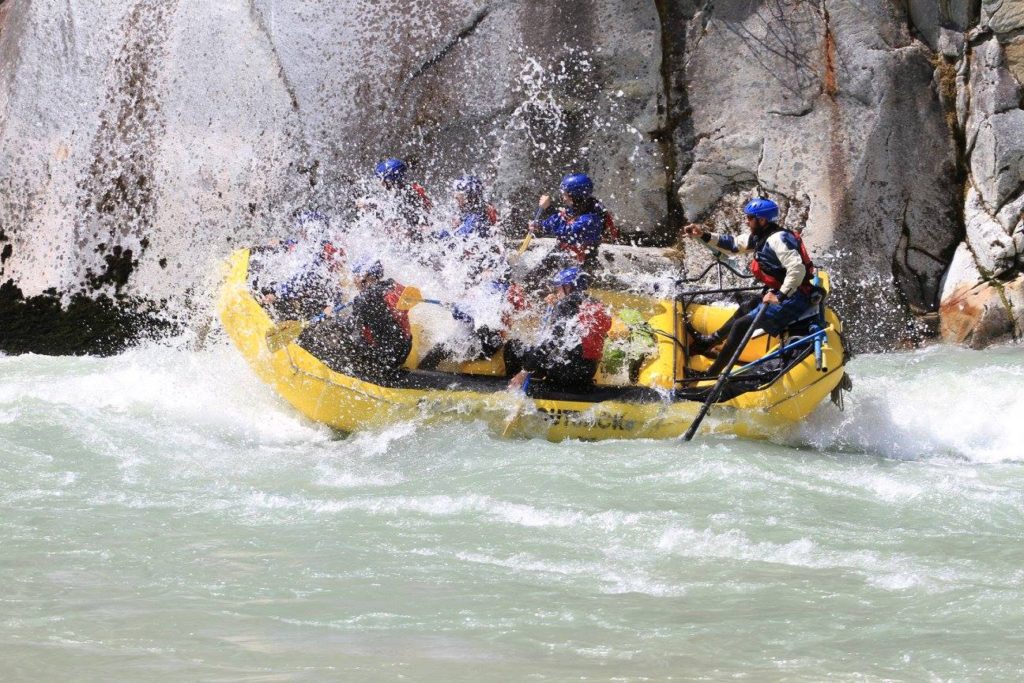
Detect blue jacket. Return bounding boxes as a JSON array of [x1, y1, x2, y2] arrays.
[[437, 210, 491, 241], [538, 208, 603, 246]]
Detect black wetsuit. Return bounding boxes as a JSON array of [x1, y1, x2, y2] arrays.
[[300, 279, 412, 381], [508, 291, 609, 392]]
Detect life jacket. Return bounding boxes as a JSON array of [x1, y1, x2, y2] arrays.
[[552, 211, 603, 264], [485, 203, 498, 225], [411, 183, 432, 211], [749, 226, 816, 295], [506, 282, 526, 311], [552, 198, 616, 262], [320, 241, 345, 271], [382, 283, 412, 337], [360, 281, 411, 346], [578, 298, 612, 361], [603, 211, 619, 241]]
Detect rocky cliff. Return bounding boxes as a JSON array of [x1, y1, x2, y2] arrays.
[[0, 0, 1021, 353]]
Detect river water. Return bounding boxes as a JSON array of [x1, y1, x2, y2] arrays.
[[1, 342, 1022, 681]]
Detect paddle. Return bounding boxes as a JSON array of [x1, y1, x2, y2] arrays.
[[514, 205, 546, 257], [501, 304, 553, 437], [393, 286, 447, 311], [266, 285, 430, 352], [265, 301, 350, 352], [682, 304, 769, 441], [501, 375, 531, 437]]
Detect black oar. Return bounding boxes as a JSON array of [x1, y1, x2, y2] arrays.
[[682, 304, 769, 441]]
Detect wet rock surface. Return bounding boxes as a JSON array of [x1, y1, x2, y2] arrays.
[[0, 280, 175, 356], [1, 0, 1023, 352]]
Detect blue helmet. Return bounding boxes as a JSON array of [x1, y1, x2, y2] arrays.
[[293, 209, 328, 232], [743, 198, 779, 221], [453, 174, 483, 199], [559, 173, 594, 200], [351, 257, 384, 279], [375, 158, 407, 183], [551, 266, 586, 289]]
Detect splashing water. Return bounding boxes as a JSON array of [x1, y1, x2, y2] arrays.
[[1, 341, 1023, 680]]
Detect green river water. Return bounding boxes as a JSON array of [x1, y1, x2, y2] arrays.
[[1, 343, 1022, 681]]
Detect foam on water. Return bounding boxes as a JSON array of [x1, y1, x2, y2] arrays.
[[1, 342, 1023, 680], [791, 343, 1024, 463]]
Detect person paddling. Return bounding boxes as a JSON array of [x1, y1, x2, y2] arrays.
[[680, 197, 817, 377], [358, 158, 433, 243], [507, 267, 611, 393], [436, 175, 498, 241], [301, 258, 413, 381], [528, 173, 617, 272], [258, 210, 344, 319]]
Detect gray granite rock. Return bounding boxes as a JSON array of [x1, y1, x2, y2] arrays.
[[982, 0, 1024, 33], [6, 0, 1024, 353], [677, 0, 960, 349], [939, 242, 984, 304], [908, 0, 975, 53], [964, 187, 1017, 276]]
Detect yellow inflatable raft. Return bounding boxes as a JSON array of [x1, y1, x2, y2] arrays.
[[218, 249, 848, 441]]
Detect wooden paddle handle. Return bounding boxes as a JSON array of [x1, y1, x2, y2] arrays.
[[516, 205, 546, 255]]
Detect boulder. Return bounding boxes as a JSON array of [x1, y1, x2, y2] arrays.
[[982, 0, 1024, 34], [964, 186, 1018, 275], [940, 279, 1016, 347], [939, 242, 984, 304], [1003, 273, 1024, 336], [1004, 37, 1024, 84], [966, 39, 1024, 214]]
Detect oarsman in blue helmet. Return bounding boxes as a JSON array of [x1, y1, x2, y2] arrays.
[[681, 197, 818, 377], [528, 172, 618, 270], [358, 158, 433, 241], [507, 266, 612, 392]]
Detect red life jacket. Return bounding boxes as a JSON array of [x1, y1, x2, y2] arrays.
[[321, 241, 345, 271], [412, 183, 432, 211], [383, 283, 412, 337], [560, 243, 591, 264], [579, 299, 612, 361], [603, 212, 619, 241], [485, 204, 498, 225]]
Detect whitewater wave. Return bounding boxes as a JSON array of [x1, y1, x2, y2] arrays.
[[2, 341, 1022, 466], [788, 343, 1024, 463]]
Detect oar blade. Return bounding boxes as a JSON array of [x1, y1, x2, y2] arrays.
[[516, 232, 534, 256], [265, 320, 306, 352], [394, 286, 424, 311]]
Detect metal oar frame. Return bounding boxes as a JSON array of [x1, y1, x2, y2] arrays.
[[673, 249, 760, 388]]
